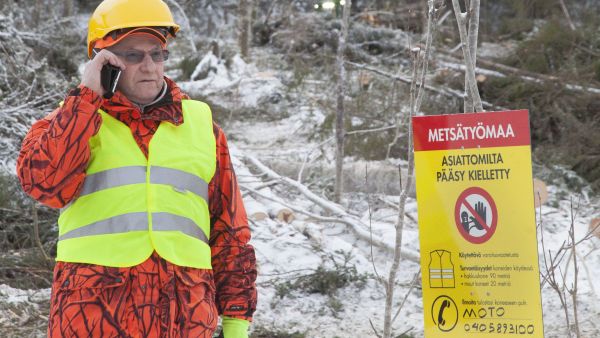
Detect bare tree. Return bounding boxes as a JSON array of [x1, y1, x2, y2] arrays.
[[539, 197, 592, 338], [165, 0, 198, 54], [558, 0, 576, 31], [381, 1, 440, 337], [334, 0, 351, 203], [62, 0, 74, 17], [238, 0, 253, 60], [32, 203, 51, 265], [568, 201, 581, 338], [451, 0, 483, 113], [32, 0, 42, 25]]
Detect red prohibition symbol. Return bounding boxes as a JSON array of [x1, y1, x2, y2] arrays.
[[454, 187, 498, 244]]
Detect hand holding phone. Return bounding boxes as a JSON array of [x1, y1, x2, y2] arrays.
[[100, 64, 122, 99], [80, 49, 126, 99]]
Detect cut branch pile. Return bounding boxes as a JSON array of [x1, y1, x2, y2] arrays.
[[232, 150, 420, 263], [0, 3, 78, 174]]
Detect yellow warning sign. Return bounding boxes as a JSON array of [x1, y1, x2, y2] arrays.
[[412, 110, 543, 337]]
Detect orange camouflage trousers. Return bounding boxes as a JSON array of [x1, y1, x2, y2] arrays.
[[48, 252, 218, 337]]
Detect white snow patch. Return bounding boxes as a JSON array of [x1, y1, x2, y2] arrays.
[[180, 53, 284, 108], [0, 284, 50, 305]]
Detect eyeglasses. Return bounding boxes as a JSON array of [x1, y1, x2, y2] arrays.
[[112, 49, 170, 64]]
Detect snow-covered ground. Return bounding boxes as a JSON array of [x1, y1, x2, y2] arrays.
[[180, 49, 600, 337], [229, 111, 600, 337], [1, 47, 599, 338]]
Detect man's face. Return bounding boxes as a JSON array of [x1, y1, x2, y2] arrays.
[[109, 35, 165, 105]]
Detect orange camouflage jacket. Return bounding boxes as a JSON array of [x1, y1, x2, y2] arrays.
[[16, 78, 257, 326]]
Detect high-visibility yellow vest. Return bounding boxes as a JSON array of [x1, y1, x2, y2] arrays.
[[57, 100, 216, 268]]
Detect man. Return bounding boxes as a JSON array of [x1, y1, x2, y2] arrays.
[[16, 0, 257, 337]]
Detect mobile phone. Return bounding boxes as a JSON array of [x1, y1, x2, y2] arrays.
[[100, 64, 122, 99]]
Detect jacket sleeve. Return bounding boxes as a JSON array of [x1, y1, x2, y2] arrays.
[[209, 123, 257, 321], [16, 86, 103, 208]]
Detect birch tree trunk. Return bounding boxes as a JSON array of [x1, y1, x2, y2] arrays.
[[32, 0, 42, 26], [62, 0, 74, 17], [382, 1, 438, 337], [452, 0, 483, 113], [463, 0, 479, 113], [382, 53, 418, 338], [165, 0, 197, 54], [334, 0, 351, 203], [558, 0, 576, 31], [238, 0, 253, 61]]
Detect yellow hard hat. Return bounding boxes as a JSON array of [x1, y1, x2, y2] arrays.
[[87, 0, 180, 58]]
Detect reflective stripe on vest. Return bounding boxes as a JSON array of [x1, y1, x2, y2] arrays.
[[58, 212, 209, 244], [57, 99, 216, 268], [59, 212, 148, 241], [78, 165, 209, 201], [152, 212, 209, 244], [78, 166, 146, 197]]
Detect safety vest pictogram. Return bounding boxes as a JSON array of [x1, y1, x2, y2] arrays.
[[429, 250, 455, 288]]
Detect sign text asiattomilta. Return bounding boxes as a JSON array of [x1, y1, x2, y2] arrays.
[[413, 110, 543, 337]]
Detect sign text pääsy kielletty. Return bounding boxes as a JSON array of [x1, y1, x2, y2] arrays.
[[412, 110, 543, 337]]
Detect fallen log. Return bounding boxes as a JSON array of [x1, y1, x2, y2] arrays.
[[345, 60, 506, 110], [237, 151, 420, 263], [437, 52, 600, 95]]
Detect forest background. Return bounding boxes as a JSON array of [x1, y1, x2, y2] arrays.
[[0, 0, 599, 337]]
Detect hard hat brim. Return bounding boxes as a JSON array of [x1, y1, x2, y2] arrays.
[[90, 26, 175, 58]]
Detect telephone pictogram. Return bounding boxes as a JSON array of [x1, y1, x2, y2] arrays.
[[437, 299, 450, 326], [431, 295, 458, 332]]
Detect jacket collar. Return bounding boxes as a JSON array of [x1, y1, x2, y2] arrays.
[[101, 77, 187, 126]]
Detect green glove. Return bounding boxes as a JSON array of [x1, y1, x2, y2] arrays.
[[222, 316, 249, 338]]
